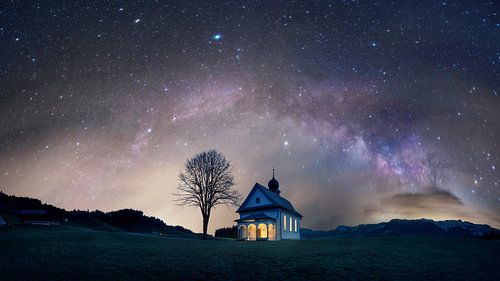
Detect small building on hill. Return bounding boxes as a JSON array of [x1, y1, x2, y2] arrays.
[[235, 171, 302, 241], [18, 210, 54, 225]]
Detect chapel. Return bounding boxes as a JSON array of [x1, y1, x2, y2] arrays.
[[236, 170, 302, 240]]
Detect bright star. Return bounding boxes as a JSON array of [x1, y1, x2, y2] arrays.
[[212, 33, 222, 41]]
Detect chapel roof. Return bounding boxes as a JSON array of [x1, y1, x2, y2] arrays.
[[236, 183, 302, 217]]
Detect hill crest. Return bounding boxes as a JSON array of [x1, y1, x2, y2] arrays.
[[0, 191, 195, 237]]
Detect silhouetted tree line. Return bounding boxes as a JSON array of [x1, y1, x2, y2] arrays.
[[0, 191, 66, 220], [78, 209, 194, 234], [0, 191, 194, 236], [214, 226, 238, 238]]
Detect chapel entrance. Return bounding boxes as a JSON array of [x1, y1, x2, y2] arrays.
[[239, 225, 247, 240], [257, 223, 267, 239], [268, 223, 276, 240], [247, 224, 256, 240]]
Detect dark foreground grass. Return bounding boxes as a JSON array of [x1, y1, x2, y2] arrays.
[[1, 225, 499, 281]]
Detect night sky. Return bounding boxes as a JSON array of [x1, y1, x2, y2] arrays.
[[0, 1, 499, 233]]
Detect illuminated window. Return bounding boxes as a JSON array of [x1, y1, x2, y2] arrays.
[[289, 216, 292, 232], [257, 223, 267, 239], [256, 197, 260, 204], [248, 224, 256, 240], [283, 214, 287, 231], [295, 219, 297, 232], [268, 223, 275, 240]]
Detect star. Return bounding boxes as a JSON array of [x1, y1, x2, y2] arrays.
[[212, 33, 222, 41]]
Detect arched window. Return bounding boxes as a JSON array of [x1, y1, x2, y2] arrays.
[[239, 225, 247, 239], [247, 224, 256, 240], [257, 223, 267, 239], [268, 223, 275, 240], [289, 216, 292, 232], [295, 219, 297, 232], [256, 197, 260, 204]]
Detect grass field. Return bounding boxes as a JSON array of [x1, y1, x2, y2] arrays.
[[1, 225, 499, 281]]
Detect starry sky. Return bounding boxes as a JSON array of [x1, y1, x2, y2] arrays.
[[0, 1, 499, 233]]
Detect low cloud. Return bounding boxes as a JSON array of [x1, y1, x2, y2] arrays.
[[365, 187, 468, 223], [383, 188, 464, 210], [363, 187, 500, 228]]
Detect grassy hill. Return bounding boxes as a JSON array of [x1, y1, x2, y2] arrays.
[[0, 191, 195, 237], [1, 225, 499, 281]]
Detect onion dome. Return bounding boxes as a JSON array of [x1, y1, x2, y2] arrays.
[[268, 169, 280, 195]]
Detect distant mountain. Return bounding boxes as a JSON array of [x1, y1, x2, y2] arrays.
[[302, 219, 500, 239], [0, 191, 195, 237]]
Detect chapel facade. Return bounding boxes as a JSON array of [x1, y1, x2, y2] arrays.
[[235, 171, 302, 241]]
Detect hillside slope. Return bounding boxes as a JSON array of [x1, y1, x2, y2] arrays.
[[0, 191, 195, 237]]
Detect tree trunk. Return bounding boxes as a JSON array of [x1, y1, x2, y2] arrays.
[[202, 215, 209, 239]]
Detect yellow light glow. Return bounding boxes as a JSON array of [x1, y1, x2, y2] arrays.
[[283, 214, 287, 231], [268, 223, 275, 240], [247, 224, 256, 240], [257, 223, 267, 239]]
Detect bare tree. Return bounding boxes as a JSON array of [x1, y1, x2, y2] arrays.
[[175, 149, 241, 239]]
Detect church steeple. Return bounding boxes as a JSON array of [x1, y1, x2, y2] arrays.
[[268, 168, 280, 195]]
